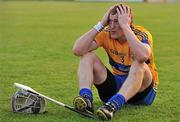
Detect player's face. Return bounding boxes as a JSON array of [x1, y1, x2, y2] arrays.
[[109, 13, 125, 40]]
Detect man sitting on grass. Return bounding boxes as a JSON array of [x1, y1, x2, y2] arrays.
[[72, 4, 159, 120]]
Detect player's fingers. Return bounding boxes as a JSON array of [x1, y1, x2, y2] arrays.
[[120, 4, 126, 14], [119, 4, 124, 14], [130, 7, 132, 14], [125, 6, 129, 14], [118, 5, 123, 14], [126, 6, 131, 22], [116, 7, 121, 15]]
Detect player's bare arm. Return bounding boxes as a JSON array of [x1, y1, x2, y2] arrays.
[[116, 5, 151, 63], [72, 29, 98, 56], [72, 6, 115, 56]]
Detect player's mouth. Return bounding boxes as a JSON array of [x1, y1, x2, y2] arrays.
[[110, 31, 116, 35]]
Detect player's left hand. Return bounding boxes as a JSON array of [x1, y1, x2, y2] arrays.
[[116, 4, 132, 28]]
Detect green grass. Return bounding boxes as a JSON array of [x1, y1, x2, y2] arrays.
[[0, 1, 180, 122]]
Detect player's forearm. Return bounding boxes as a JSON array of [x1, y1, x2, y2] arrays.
[[121, 25, 151, 63], [73, 28, 98, 56]]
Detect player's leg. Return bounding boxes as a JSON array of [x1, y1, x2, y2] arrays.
[[127, 62, 156, 105], [96, 60, 153, 120], [77, 52, 107, 89], [73, 52, 107, 113], [118, 60, 152, 101]]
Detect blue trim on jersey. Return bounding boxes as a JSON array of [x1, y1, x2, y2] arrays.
[[108, 56, 131, 73], [141, 39, 149, 45]]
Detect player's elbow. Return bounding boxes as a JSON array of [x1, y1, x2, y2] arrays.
[[136, 55, 149, 63], [72, 47, 83, 56], [136, 52, 150, 63], [136, 48, 151, 63]]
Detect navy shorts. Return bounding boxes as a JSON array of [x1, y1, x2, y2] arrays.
[[95, 68, 156, 105]]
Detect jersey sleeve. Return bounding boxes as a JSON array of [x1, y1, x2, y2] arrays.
[[136, 31, 153, 46], [95, 31, 107, 47]]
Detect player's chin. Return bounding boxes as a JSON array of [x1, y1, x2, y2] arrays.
[[110, 34, 119, 40]]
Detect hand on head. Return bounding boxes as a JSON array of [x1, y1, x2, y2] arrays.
[[100, 4, 132, 27], [116, 4, 132, 27], [100, 6, 115, 27]]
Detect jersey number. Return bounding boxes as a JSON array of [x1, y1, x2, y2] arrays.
[[120, 56, 125, 63]]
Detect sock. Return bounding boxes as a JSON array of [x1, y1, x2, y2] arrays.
[[108, 93, 126, 112], [79, 88, 93, 102]]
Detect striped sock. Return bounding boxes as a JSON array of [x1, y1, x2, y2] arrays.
[[79, 88, 93, 102], [108, 93, 126, 112]]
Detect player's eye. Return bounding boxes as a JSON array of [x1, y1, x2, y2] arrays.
[[109, 20, 112, 24]]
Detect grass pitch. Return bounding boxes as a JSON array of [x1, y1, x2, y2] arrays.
[[0, 1, 179, 122]]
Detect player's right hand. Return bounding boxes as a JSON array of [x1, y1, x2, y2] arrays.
[[116, 4, 131, 28], [100, 6, 115, 27]]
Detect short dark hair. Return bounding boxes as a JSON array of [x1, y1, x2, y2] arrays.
[[110, 5, 119, 15], [109, 5, 133, 24]]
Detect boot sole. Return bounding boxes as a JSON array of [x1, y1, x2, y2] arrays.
[[73, 97, 87, 111], [96, 109, 109, 121]]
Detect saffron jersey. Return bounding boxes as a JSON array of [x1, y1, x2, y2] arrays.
[[95, 24, 159, 88]]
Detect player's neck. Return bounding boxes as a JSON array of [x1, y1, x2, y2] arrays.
[[117, 36, 127, 44]]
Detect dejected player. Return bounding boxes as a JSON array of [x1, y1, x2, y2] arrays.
[[72, 4, 159, 121]]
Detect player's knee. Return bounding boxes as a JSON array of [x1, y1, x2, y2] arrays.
[[80, 52, 97, 63], [131, 60, 145, 67], [130, 60, 146, 75]]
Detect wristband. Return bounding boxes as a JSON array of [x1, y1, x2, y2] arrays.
[[93, 22, 104, 32]]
